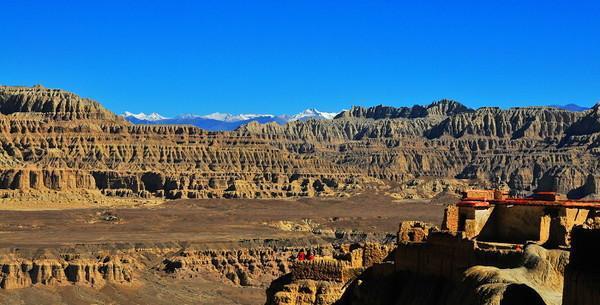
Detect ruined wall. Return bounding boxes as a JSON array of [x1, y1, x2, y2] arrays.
[[470, 205, 592, 247], [442, 204, 459, 233], [267, 243, 394, 305], [361, 243, 394, 267], [397, 221, 434, 243], [459, 206, 495, 239], [289, 243, 394, 283], [394, 232, 524, 280], [268, 279, 343, 305], [562, 227, 600, 305], [547, 208, 590, 247], [291, 260, 347, 282], [395, 232, 477, 280], [475, 205, 548, 243]]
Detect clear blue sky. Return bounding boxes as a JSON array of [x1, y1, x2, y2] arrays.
[[2, 1, 599, 116]]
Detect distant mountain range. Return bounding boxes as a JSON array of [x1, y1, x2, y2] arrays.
[[549, 104, 589, 112], [122, 109, 339, 131], [123, 104, 591, 131]]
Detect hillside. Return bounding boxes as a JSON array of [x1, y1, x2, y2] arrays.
[[0, 85, 599, 201]]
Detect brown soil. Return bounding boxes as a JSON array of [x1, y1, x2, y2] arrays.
[[0, 194, 445, 304]]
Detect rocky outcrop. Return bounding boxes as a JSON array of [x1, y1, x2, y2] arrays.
[[426, 106, 580, 139], [268, 278, 344, 305], [458, 245, 568, 305], [334, 100, 472, 120], [159, 247, 300, 286], [0, 255, 136, 289], [0, 86, 369, 199], [0, 241, 363, 291], [1, 85, 599, 200], [266, 243, 395, 305], [0, 85, 122, 121]]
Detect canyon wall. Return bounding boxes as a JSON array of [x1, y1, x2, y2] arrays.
[[1, 85, 600, 200], [0, 241, 392, 296], [0, 255, 136, 289]]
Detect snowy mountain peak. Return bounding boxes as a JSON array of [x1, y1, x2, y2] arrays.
[[122, 112, 168, 121], [122, 108, 341, 131], [288, 108, 338, 121], [201, 112, 274, 122]]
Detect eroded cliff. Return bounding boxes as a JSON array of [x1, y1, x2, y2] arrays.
[[1, 85, 599, 200]]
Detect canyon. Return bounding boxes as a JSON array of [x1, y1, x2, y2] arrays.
[[1, 85, 600, 203], [0, 193, 441, 304], [0, 85, 598, 305]]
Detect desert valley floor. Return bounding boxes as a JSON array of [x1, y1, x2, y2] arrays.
[[0, 193, 444, 305]]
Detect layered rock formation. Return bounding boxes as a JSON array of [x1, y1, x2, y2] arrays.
[[0, 85, 366, 199], [160, 247, 301, 286], [266, 242, 395, 305], [0, 240, 393, 296], [0, 254, 137, 289], [1, 85, 599, 200], [240, 103, 600, 198]]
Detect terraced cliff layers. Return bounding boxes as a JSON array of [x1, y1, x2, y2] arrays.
[[1, 85, 599, 201], [0, 85, 367, 200]]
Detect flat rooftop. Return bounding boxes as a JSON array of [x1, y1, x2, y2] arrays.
[[458, 190, 600, 209]]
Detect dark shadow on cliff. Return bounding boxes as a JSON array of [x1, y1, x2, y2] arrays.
[[500, 284, 546, 305], [264, 273, 293, 305], [335, 267, 462, 305]]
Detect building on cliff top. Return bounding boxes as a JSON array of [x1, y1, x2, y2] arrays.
[[441, 189, 600, 248], [392, 189, 600, 304]]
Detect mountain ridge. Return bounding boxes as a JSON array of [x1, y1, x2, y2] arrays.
[[123, 101, 592, 131], [122, 108, 339, 131], [1, 85, 599, 201]]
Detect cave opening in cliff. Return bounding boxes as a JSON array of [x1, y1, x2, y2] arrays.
[[499, 284, 547, 305]]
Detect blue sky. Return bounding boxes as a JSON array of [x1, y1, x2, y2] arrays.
[[2, 1, 599, 116]]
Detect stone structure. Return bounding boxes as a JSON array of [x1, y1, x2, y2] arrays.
[[395, 231, 523, 280], [397, 221, 436, 243], [291, 259, 348, 282], [269, 243, 394, 305], [391, 189, 600, 304], [562, 227, 600, 305], [263, 189, 599, 305], [443, 190, 599, 247], [289, 243, 394, 283]]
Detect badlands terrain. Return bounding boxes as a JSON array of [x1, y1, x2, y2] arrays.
[[0, 85, 599, 305], [1, 85, 600, 202], [0, 194, 443, 305]]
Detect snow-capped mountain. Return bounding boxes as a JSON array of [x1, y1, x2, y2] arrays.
[[122, 112, 168, 121], [286, 108, 338, 121], [122, 109, 340, 131], [200, 112, 275, 122]]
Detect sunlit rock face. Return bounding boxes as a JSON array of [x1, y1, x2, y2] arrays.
[[1, 85, 599, 200]]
